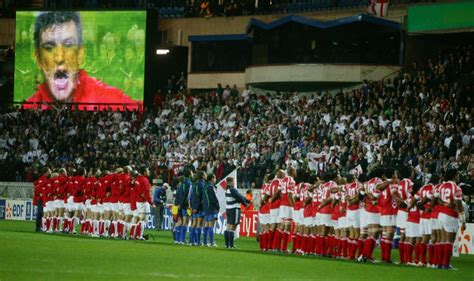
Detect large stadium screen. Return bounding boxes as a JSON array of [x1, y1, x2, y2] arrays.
[[14, 11, 146, 110]]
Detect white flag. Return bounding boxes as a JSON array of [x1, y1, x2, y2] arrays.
[[216, 169, 238, 215]]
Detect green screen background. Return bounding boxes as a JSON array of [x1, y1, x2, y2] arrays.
[[14, 11, 146, 102]]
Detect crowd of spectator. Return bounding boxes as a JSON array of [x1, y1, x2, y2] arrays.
[[0, 0, 437, 18], [0, 45, 472, 193]]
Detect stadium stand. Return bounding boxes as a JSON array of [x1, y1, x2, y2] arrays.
[[0, 44, 472, 190]]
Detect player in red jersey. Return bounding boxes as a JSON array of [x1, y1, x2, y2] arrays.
[[359, 169, 383, 262], [435, 169, 465, 269], [311, 179, 323, 255], [99, 171, 113, 237], [277, 167, 296, 252], [63, 169, 75, 232], [90, 170, 102, 237], [268, 170, 284, 251], [301, 179, 316, 255], [344, 174, 364, 260], [377, 168, 400, 263], [405, 190, 421, 266], [67, 169, 85, 234], [52, 169, 68, 233], [44, 173, 57, 232], [119, 166, 133, 239], [394, 167, 414, 264], [34, 167, 51, 232], [109, 171, 121, 237], [415, 175, 439, 267], [317, 173, 339, 257], [292, 181, 306, 254], [130, 167, 155, 240], [429, 181, 443, 267], [81, 169, 95, 235], [333, 181, 348, 259], [258, 174, 271, 251]]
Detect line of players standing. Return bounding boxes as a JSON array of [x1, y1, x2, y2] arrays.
[[33, 166, 155, 240], [171, 170, 221, 247], [258, 166, 466, 269]]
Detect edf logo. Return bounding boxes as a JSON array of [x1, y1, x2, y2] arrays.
[[13, 204, 24, 218]]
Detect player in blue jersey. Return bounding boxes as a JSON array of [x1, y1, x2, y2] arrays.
[[173, 169, 193, 244], [202, 173, 220, 247], [190, 170, 206, 246]]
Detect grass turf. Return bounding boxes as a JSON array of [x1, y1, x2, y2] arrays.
[[0, 221, 473, 281]]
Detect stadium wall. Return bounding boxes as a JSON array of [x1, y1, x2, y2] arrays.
[[187, 64, 400, 89]]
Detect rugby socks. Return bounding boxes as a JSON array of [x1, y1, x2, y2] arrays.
[[357, 239, 365, 258], [405, 242, 414, 263], [428, 243, 435, 265], [267, 230, 274, 250], [189, 227, 195, 244], [398, 241, 405, 263], [173, 226, 181, 242], [130, 224, 136, 239], [203, 227, 209, 245], [104, 220, 111, 237], [414, 243, 421, 264], [179, 226, 187, 243], [195, 227, 202, 245], [363, 237, 376, 259], [442, 242, 453, 267], [209, 227, 215, 245], [380, 238, 392, 262], [292, 233, 301, 253], [435, 242, 444, 266], [272, 230, 282, 250], [224, 230, 230, 248], [229, 230, 235, 248], [281, 231, 290, 252], [340, 237, 348, 258], [63, 218, 70, 232]]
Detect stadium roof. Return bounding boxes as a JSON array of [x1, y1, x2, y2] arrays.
[[246, 14, 402, 33]]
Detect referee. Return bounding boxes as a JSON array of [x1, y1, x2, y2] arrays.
[[224, 176, 250, 249]]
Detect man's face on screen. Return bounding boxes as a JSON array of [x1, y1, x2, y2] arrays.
[[36, 20, 84, 101]]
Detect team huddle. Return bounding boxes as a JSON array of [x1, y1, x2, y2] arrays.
[[33, 166, 154, 240], [258, 166, 466, 269]]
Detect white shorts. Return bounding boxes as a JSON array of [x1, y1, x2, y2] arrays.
[[270, 208, 279, 224], [365, 211, 380, 225], [85, 199, 92, 210], [317, 213, 332, 227], [91, 204, 99, 213], [438, 213, 459, 233], [103, 202, 113, 212], [346, 209, 361, 228], [279, 205, 293, 221], [360, 209, 368, 229], [54, 199, 64, 209], [111, 203, 119, 212], [419, 218, 432, 236], [396, 210, 408, 229], [304, 216, 314, 227], [431, 218, 441, 230], [380, 215, 397, 227], [406, 221, 420, 238], [293, 209, 304, 225], [337, 216, 347, 229], [123, 203, 133, 216], [44, 201, 54, 212], [66, 196, 75, 210], [134, 202, 151, 216], [259, 213, 270, 225]]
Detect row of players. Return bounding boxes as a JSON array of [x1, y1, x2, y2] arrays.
[[33, 166, 154, 240], [258, 167, 466, 269]]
